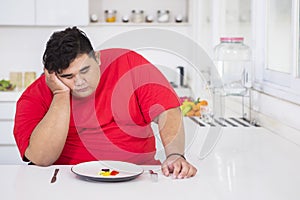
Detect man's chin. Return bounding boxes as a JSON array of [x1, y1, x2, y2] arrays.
[[72, 89, 94, 98]]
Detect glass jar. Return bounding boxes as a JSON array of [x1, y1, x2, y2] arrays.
[[175, 14, 184, 23], [131, 10, 144, 23], [24, 72, 36, 88], [90, 13, 98, 23], [105, 10, 117, 23], [145, 15, 154, 23], [122, 15, 129, 23], [213, 37, 252, 95], [157, 10, 170, 23], [9, 72, 23, 91]]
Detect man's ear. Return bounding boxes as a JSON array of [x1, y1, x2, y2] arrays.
[[95, 51, 100, 64]]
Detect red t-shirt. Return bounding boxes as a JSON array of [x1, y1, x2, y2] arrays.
[[14, 48, 180, 165]]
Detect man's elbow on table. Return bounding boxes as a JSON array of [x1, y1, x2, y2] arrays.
[[24, 147, 58, 167]]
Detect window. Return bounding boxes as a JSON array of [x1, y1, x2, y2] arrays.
[[254, 0, 300, 103], [267, 0, 292, 74]]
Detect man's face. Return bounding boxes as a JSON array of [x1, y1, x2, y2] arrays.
[[58, 53, 100, 98]]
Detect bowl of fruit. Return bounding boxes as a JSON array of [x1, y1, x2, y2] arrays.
[[179, 96, 209, 117]]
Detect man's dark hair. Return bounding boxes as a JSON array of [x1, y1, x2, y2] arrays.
[[43, 26, 94, 74]]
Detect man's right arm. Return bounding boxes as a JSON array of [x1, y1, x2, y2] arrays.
[[24, 70, 71, 166]]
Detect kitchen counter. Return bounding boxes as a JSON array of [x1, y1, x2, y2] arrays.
[[1, 125, 300, 200]]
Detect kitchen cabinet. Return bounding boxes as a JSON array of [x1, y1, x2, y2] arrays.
[[35, 0, 89, 26], [0, 92, 24, 164], [0, 0, 89, 26], [0, 146, 24, 164], [0, 0, 35, 25]]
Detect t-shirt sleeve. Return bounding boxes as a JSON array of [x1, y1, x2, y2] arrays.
[[13, 78, 51, 161], [126, 51, 180, 123]]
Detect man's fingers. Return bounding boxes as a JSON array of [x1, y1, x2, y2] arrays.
[[161, 162, 171, 176], [162, 160, 176, 176], [179, 163, 197, 178], [177, 162, 189, 178], [161, 157, 198, 179], [171, 161, 181, 178]]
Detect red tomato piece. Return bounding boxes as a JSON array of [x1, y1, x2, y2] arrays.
[[110, 170, 119, 176]]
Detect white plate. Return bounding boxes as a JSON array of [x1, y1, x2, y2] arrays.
[[71, 160, 144, 182]]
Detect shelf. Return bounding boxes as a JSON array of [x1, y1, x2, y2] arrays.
[[88, 22, 191, 27], [89, 0, 190, 25]]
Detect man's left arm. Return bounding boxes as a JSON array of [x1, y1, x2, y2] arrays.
[[157, 107, 197, 178]]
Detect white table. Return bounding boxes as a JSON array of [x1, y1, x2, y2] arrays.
[[1, 126, 300, 200]]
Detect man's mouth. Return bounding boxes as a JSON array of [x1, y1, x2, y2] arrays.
[[75, 87, 89, 92]]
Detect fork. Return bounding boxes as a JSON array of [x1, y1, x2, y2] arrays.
[[149, 170, 158, 182]]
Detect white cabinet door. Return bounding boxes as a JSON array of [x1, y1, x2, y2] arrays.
[[35, 0, 89, 26], [0, 0, 35, 25], [0, 121, 15, 145], [0, 102, 16, 120], [0, 146, 25, 164]]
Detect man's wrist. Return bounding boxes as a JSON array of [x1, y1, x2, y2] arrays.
[[166, 153, 186, 160], [53, 89, 69, 95]]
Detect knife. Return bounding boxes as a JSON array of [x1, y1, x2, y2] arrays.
[[50, 168, 59, 183]]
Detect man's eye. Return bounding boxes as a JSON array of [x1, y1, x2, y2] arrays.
[[81, 70, 88, 74], [80, 67, 90, 74], [65, 76, 73, 79]]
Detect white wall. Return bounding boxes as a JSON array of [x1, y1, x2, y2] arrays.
[[0, 27, 52, 79], [0, 25, 193, 79]]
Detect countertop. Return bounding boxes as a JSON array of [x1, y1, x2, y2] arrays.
[[1, 126, 300, 200]]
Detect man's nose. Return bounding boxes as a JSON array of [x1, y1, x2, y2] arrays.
[[74, 74, 85, 85]]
